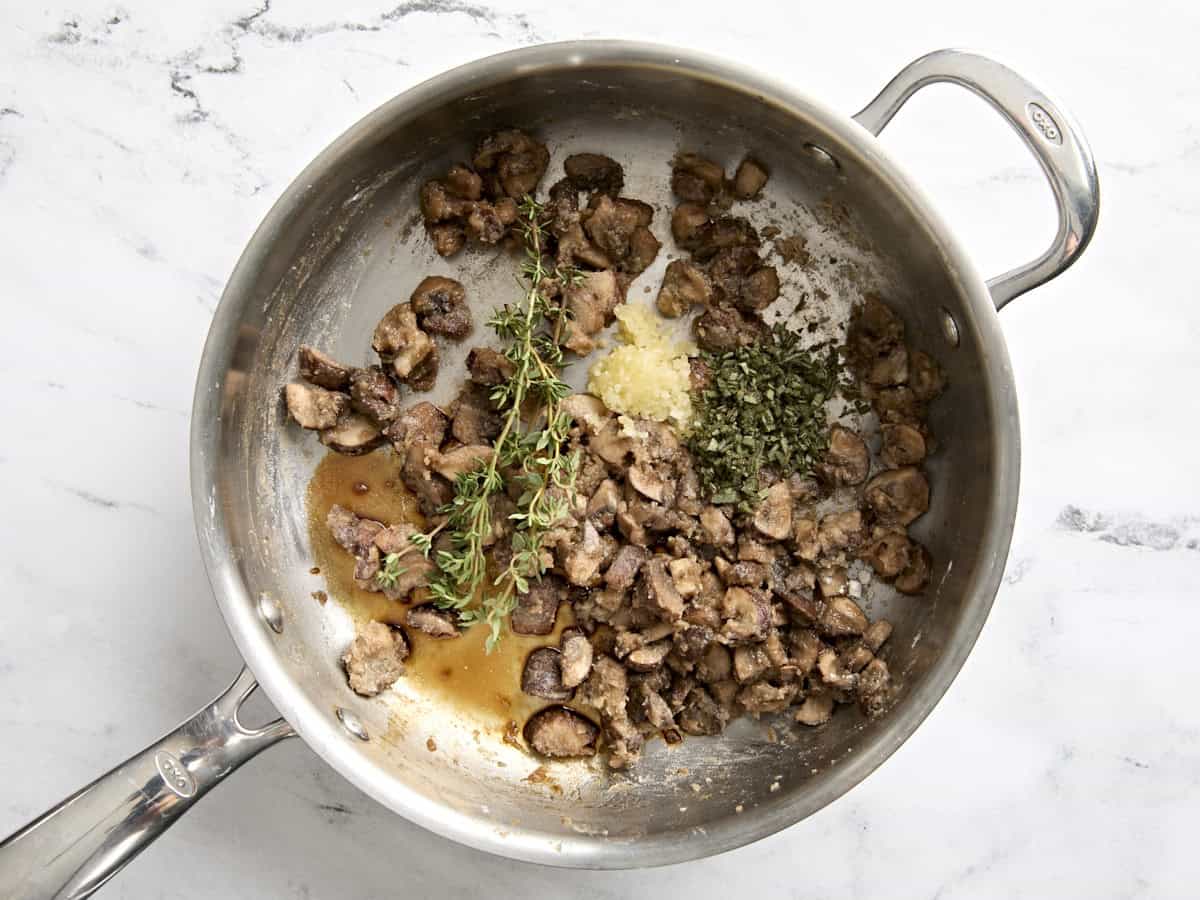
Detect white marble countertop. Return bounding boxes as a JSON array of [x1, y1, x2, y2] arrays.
[[2, 1, 1197, 897]]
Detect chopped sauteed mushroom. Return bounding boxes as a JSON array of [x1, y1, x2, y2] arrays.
[[293, 131, 948, 768]]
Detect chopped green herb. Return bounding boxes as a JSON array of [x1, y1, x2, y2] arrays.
[[686, 324, 845, 513]]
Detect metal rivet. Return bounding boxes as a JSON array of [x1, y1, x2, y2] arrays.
[[336, 707, 369, 741], [940, 307, 960, 347], [257, 593, 283, 634], [803, 142, 840, 170]]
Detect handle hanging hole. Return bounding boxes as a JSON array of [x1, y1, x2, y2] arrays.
[[336, 707, 369, 741], [803, 142, 840, 171], [939, 307, 960, 347]]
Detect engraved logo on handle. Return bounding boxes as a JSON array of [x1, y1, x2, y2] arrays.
[[1027, 102, 1063, 145], [154, 750, 197, 798]]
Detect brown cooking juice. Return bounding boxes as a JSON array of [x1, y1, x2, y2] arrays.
[[306, 449, 566, 726]]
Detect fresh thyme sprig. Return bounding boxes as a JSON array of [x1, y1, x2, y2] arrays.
[[375, 552, 408, 589], [421, 197, 580, 652]]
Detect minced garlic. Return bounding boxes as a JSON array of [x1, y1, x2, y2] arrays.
[[586, 303, 695, 428]]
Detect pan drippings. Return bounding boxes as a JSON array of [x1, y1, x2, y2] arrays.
[[306, 449, 567, 725]]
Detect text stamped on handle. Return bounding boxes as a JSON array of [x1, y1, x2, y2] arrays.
[[154, 750, 197, 798], [1027, 102, 1063, 145]]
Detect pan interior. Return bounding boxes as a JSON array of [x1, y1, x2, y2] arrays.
[[200, 48, 1011, 866]]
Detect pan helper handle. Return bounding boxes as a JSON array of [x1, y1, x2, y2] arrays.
[[853, 49, 1100, 311], [0, 668, 294, 899]]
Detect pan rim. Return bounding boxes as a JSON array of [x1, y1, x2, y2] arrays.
[[190, 38, 1019, 869]]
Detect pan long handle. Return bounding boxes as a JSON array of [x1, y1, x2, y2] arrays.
[[853, 49, 1100, 311], [0, 668, 295, 899]]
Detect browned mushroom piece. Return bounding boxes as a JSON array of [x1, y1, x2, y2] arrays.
[[372, 303, 435, 385], [895, 542, 932, 594], [585, 478, 620, 530], [319, 412, 385, 455], [465, 346, 515, 385], [676, 686, 730, 736], [348, 366, 403, 426], [410, 275, 473, 339], [472, 129, 550, 199], [625, 226, 662, 275], [863, 620, 894, 652], [881, 423, 927, 468], [699, 506, 736, 548], [840, 641, 875, 674], [670, 152, 726, 204], [564, 152, 624, 196], [634, 557, 685, 623], [689, 216, 761, 262], [578, 656, 643, 768], [342, 621, 409, 697], [298, 345, 351, 390], [671, 202, 710, 247], [582, 195, 644, 263], [326, 505, 381, 555], [696, 642, 732, 684], [732, 156, 769, 200], [864, 467, 930, 526], [523, 706, 599, 758], [625, 640, 672, 672], [465, 201, 507, 244], [405, 341, 439, 393], [867, 343, 909, 387], [857, 657, 892, 718], [752, 481, 793, 541], [444, 163, 482, 200], [561, 269, 621, 356], [419, 179, 470, 224], [860, 525, 911, 578], [794, 690, 835, 726], [720, 586, 771, 643], [284, 383, 349, 431], [521, 647, 574, 700], [909, 349, 947, 402], [448, 383, 501, 445], [636, 684, 678, 734], [739, 264, 780, 312], [739, 682, 798, 715], [627, 464, 666, 503], [604, 544, 649, 591], [559, 629, 594, 688], [560, 521, 606, 587], [732, 644, 770, 684], [817, 509, 865, 555], [818, 595, 869, 638], [816, 647, 857, 691], [510, 576, 564, 635], [693, 303, 766, 353], [791, 517, 820, 562], [820, 425, 870, 486], [788, 628, 822, 673], [816, 565, 848, 600], [432, 444, 493, 482], [847, 294, 905, 366], [428, 222, 466, 257], [405, 604, 460, 639], [386, 400, 448, 453], [667, 557, 704, 599], [776, 562, 818, 622], [873, 385, 925, 425]]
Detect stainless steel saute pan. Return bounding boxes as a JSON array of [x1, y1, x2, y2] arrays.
[[0, 42, 1098, 897]]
